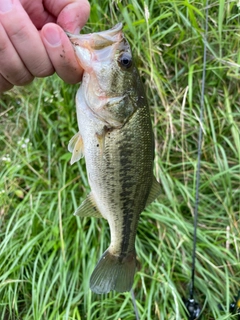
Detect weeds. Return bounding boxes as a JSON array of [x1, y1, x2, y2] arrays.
[[0, 0, 239, 319]]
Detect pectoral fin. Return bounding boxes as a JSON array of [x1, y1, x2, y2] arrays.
[[74, 193, 104, 218], [68, 132, 84, 165], [145, 176, 161, 207]]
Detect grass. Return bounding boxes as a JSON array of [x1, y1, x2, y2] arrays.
[[0, 0, 239, 319]]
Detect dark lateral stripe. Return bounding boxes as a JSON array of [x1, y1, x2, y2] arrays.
[[117, 130, 139, 255]]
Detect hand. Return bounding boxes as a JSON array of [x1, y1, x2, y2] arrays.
[[0, 0, 90, 93]]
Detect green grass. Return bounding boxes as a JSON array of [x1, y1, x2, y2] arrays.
[[0, 0, 239, 319]]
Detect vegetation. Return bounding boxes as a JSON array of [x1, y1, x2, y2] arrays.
[[0, 0, 239, 319]]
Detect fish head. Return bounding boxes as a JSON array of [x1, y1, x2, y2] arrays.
[[67, 23, 143, 127]]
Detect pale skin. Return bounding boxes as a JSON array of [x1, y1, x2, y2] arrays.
[[0, 0, 90, 93]]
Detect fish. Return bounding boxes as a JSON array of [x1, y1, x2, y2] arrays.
[[67, 23, 161, 294]]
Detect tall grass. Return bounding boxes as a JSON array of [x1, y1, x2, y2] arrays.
[[0, 0, 239, 319]]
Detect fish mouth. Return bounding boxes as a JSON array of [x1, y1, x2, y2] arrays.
[[66, 23, 123, 69]]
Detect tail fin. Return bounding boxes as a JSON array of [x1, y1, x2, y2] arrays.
[[90, 249, 136, 294]]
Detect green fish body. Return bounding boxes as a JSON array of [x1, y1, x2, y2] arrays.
[[67, 23, 160, 294]]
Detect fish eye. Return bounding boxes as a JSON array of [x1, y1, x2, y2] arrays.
[[118, 52, 132, 69]]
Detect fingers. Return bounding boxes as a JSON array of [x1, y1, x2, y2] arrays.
[[41, 0, 90, 84], [0, 22, 34, 87], [0, 0, 54, 93], [0, 0, 90, 93], [41, 23, 83, 84], [0, 74, 13, 93], [45, 0, 90, 33], [0, 0, 54, 76], [19, 0, 56, 30]]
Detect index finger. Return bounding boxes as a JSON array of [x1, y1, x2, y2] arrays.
[[44, 0, 90, 33]]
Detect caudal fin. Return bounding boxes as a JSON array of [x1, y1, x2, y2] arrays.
[[90, 249, 136, 294]]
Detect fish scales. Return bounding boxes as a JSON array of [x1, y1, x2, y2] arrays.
[[67, 23, 161, 294], [90, 105, 154, 255]]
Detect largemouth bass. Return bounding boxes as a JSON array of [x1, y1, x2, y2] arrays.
[[67, 23, 160, 294]]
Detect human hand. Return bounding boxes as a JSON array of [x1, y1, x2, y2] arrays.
[[0, 0, 90, 93]]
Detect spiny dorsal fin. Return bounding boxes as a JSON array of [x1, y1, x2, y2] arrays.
[[74, 193, 104, 218], [145, 176, 161, 208], [68, 132, 84, 165]]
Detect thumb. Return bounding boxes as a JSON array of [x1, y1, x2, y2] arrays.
[[41, 23, 83, 83]]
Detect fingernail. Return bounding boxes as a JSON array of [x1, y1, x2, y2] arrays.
[[44, 27, 61, 46], [0, 0, 13, 13]]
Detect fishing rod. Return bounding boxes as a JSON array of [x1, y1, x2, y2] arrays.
[[131, 289, 140, 320], [131, 2, 239, 319], [183, 1, 209, 319], [229, 291, 240, 319], [183, 2, 240, 319]]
